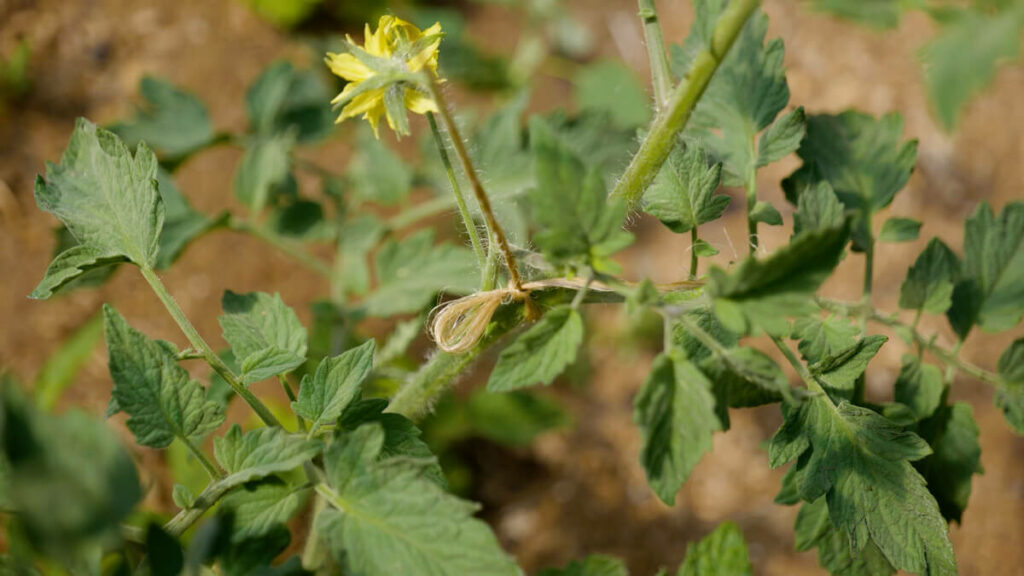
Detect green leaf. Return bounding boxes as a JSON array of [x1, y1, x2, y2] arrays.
[[109, 77, 214, 161], [791, 315, 859, 364], [699, 346, 787, 424], [783, 111, 917, 251], [361, 229, 477, 317], [29, 244, 127, 300], [234, 132, 294, 213], [810, 0, 905, 28], [808, 335, 887, 401], [634, 353, 721, 505], [914, 402, 983, 522], [707, 224, 848, 336], [336, 214, 385, 297], [684, 8, 796, 187], [996, 338, 1024, 433], [220, 478, 311, 541], [749, 201, 783, 226], [1, 383, 141, 562], [268, 198, 327, 240], [155, 167, 224, 269], [213, 425, 322, 488], [899, 237, 960, 315], [893, 355, 945, 422], [464, 389, 570, 447], [947, 201, 1024, 336], [32, 311, 103, 412], [792, 180, 844, 237], [922, 5, 1024, 130], [769, 397, 956, 575], [793, 498, 895, 576], [529, 117, 634, 270], [219, 291, 308, 385], [146, 523, 185, 576], [487, 307, 584, 392], [574, 60, 651, 130], [349, 126, 412, 206], [317, 424, 519, 576], [292, 340, 375, 434], [878, 217, 921, 243], [32, 119, 164, 278], [643, 144, 729, 234], [103, 305, 224, 448], [246, 60, 333, 142], [677, 522, 752, 576], [172, 484, 195, 509], [538, 555, 628, 576]]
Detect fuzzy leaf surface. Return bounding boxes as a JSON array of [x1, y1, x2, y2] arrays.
[[900, 238, 960, 315], [488, 307, 584, 392], [219, 291, 308, 384], [213, 425, 322, 488], [644, 145, 728, 234], [677, 522, 752, 576], [292, 340, 375, 434]]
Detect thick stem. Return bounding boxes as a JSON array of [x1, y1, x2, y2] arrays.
[[689, 227, 699, 279], [611, 0, 761, 206], [164, 480, 234, 537], [426, 75, 526, 292], [426, 112, 489, 286], [385, 348, 487, 421], [181, 437, 222, 481], [638, 0, 673, 108], [139, 267, 282, 428], [229, 218, 332, 278]]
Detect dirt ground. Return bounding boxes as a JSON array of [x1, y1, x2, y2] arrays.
[[1, 0, 1022, 574]]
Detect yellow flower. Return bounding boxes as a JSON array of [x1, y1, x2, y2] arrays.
[[325, 16, 443, 138]]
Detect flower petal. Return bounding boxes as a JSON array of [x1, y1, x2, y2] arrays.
[[404, 90, 438, 115], [325, 53, 373, 82]]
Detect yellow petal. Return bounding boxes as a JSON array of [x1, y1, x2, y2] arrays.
[[339, 88, 386, 120], [404, 90, 438, 115], [366, 17, 392, 57], [325, 53, 373, 82]]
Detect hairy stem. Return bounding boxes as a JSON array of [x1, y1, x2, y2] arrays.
[[229, 218, 332, 278], [746, 164, 758, 254], [426, 111, 489, 287], [611, 0, 761, 206], [139, 267, 281, 428], [426, 75, 525, 292], [690, 228, 700, 279], [163, 480, 234, 537], [638, 0, 673, 108]]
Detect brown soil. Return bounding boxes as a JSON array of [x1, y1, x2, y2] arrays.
[[1, 0, 1022, 575]]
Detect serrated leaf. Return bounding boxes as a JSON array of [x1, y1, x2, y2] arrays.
[[1, 383, 141, 562], [644, 144, 728, 234], [893, 355, 945, 422], [794, 498, 896, 576], [915, 402, 983, 522], [900, 237, 960, 315], [488, 307, 584, 392], [246, 60, 333, 142], [33, 119, 164, 276], [922, 5, 1024, 130], [699, 346, 787, 425], [684, 8, 794, 187], [29, 244, 127, 300], [749, 201, 783, 225], [878, 217, 921, 243], [769, 397, 956, 575], [757, 107, 806, 168], [574, 60, 651, 130], [349, 126, 412, 206], [109, 77, 214, 161], [707, 224, 848, 336], [220, 478, 310, 541], [219, 291, 308, 385], [234, 133, 294, 213], [529, 117, 634, 270], [791, 315, 859, 364], [103, 305, 224, 448], [808, 335, 887, 401], [538, 555, 628, 576], [947, 201, 1024, 336], [360, 229, 477, 317], [996, 338, 1024, 433], [292, 340, 374, 434], [317, 424, 519, 576], [677, 522, 751, 576], [213, 425, 322, 488], [792, 180, 844, 237], [783, 111, 916, 251], [634, 353, 721, 505]]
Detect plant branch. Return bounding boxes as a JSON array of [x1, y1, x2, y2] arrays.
[[229, 218, 333, 278], [611, 0, 761, 206], [769, 333, 829, 401], [181, 437, 222, 481], [163, 479, 234, 537], [816, 298, 1001, 386], [638, 0, 673, 108], [426, 111, 488, 286], [139, 267, 282, 428], [689, 228, 699, 279], [425, 74, 526, 292]]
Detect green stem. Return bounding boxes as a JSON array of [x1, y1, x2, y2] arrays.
[[385, 348, 488, 421], [769, 333, 829, 400], [746, 165, 758, 254], [229, 218, 332, 278], [426, 112, 488, 287], [690, 228, 700, 279], [638, 0, 673, 108], [611, 0, 761, 206], [425, 73, 526, 292], [181, 437, 222, 481], [163, 480, 234, 537], [139, 266, 281, 428]]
